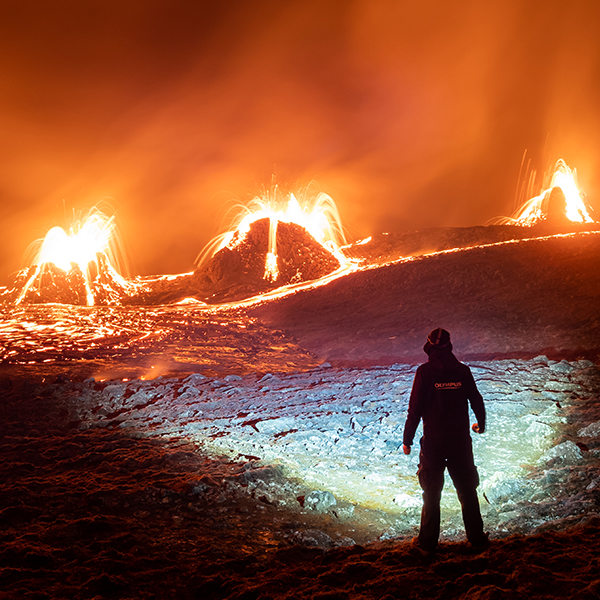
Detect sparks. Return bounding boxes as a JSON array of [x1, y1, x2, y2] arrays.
[[500, 159, 595, 227], [16, 209, 127, 306], [196, 183, 348, 282], [36, 213, 115, 272]]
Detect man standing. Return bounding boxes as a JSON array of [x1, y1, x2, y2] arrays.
[[402, 328, 488, 554]]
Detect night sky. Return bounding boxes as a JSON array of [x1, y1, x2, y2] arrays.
[[1, 0, 599, 282]]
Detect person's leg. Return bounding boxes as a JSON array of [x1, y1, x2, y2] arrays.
[[417, 449, 445, 552], [447, 447, 487, 548], [454, 481, 486, 546]]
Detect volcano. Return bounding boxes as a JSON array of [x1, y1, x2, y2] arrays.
[[3, 252, 131, 306], [3, 218, 342, 306], [192, 217, 341, 303]]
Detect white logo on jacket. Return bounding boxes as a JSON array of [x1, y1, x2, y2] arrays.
[[434, 381, 462, 389]]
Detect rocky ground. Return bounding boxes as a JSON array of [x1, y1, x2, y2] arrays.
[[2, 358, 600, 599], [1, 228, 600, 599]]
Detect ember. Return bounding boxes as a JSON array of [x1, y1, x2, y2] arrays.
[[11, 210, 129, 307], [196, 184, 348, 280], [3, 185, 352, 307], [500, 159, 596, 227]]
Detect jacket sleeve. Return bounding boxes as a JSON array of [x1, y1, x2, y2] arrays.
[[403, 367, 426, 446], [465, 367, 486, 433]]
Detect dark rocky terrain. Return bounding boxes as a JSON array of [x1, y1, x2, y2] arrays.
[[253, 231, 600, 365]]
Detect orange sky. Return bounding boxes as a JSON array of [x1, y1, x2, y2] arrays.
[[1, 0, 599, 281]]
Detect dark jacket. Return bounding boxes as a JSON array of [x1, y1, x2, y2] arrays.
[[403, 348, 485, 450]]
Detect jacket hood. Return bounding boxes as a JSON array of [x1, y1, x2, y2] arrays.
[[426, 346, 459, 370]]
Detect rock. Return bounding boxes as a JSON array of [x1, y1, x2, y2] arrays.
[[183, 373, 207, 386], [586, 477, 600, 491], [102, 384, 124, 399], [524, 421, 555, 450], [496, 510, 521, 526], [544, 381, 578, 392], [178, 388, 200, 401], [461, 584, 524, 600], [254, 417, 296, 435], [305, 490, 337, 512], [482, 474, 528, 504], [574, 359, 595, 369], [350, 416, 364, 431], [393, 493, 421, 509], [549, 360, 574, 374], [127, 389, 156, 407], [332, 505, 355, 519], [258, 373, 276, 384], [543, 468, 570, 485], [238, 465, 283, 485], [578, 421, 600, 437], [248, 480, 278, 505], [293, 528, 334, 547], [541, 441, 583, 466]]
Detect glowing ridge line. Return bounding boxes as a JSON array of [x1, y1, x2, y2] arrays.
[[206, 230, 599, 311]]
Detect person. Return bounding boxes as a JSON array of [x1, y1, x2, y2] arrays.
[[402, 327, 488, 554]]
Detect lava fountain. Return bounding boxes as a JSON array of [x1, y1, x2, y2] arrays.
[[192, 184, 350, 303], [3, 185, 353, 307], [197, 184, 348, 281], [15, 209, 129, 306], [499, 159, 596, 227]]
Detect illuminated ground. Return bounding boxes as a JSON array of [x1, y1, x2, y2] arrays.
[[20, 356, 598, 544]]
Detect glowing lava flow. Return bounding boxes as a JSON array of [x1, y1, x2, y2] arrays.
[[196, 185, 348, 281], [501, 159, 595, 226], [16, 210, 127, 306]]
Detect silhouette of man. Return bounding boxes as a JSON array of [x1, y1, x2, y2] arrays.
[[402, 328, 488, 554]]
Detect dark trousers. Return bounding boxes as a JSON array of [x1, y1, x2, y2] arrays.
[[417, 438, 486, 551]]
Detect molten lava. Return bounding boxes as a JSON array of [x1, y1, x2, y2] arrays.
[[3, 186, 355, 307], [197, 185, 348, 283], [501, 159, 596, 227], [15, 210, 128, 306], [36, 213, 115, 273]]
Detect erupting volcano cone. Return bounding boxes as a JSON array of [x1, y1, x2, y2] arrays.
[[496, 159, 596, 229], [544, 186, 568, 225], [1, 209, 137, 306], [16, 262, 89, 305], [193, 218, 341, 303], [5, 251, 132, 306]]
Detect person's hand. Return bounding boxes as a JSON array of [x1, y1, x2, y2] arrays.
[[472, 423, 482, 434], [402, 444, 411, 455]]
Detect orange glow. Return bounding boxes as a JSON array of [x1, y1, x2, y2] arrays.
[[501, 159, 595, 227], [264, 251, 279, 282], [36, 213, 116, 273], [196, 184, 348, 282], [17, 209, 127, 306]]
